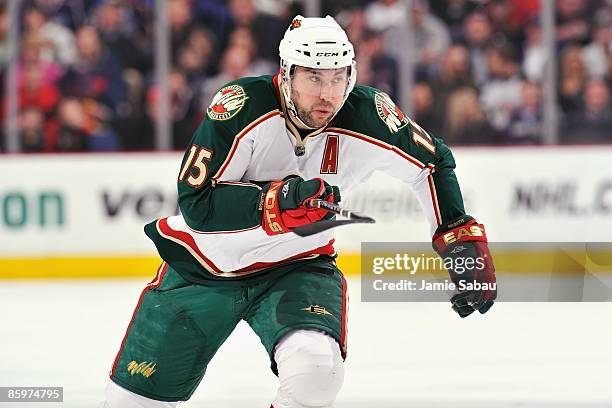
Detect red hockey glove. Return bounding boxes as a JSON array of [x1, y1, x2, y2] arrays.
[[432, 215, 496, 318], [260, 176, 340, 235]]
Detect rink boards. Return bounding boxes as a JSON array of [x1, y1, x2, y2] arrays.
[[1, 147, 612, 278]]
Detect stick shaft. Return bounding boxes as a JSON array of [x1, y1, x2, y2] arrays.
[[308, 199, 355, 218]]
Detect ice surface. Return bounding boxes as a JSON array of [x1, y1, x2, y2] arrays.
[[1, 278, 611, 408]]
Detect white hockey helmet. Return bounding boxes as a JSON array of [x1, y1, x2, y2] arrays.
[[279, 15, 357, 128]]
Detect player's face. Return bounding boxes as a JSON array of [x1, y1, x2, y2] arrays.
[[290, 66, 349, 128]]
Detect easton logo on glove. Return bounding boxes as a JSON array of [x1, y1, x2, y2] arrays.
[[263, 181, 286, 234], [261, 177, 339, 236], [433, 218, 487, 253], [439, 224, 485, 245], [432, 215, 497, 318]]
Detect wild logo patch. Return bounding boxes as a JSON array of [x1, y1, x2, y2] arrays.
[[207, 85, 249, 121], [374, 91, 408, 133], [127, 361, 157, 378]]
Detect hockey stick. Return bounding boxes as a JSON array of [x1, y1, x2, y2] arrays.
[[292, 199, 376, 237]]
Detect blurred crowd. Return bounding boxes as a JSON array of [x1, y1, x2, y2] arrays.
[[0, 0, 610, 152]]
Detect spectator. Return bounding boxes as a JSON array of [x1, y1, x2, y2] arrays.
[[480, 42, 523, 134], [17, 63, 61, 116], [1, 0, 610, 151], [556, 0, 592, 47], [564, 79, 612, 143], [412, 82, 443, 136], [430, 0, 479, 43], [92, 0, 152, 74], [227, 27, 276, 76], [186, 27, 218, 76], [324, 0, 370, 17], [31, 0, 87, 30], [411, 0, 451, 78], [340, 7, 368, 46], [176, 44, 209, 89], [0, 4, 7, 69], [53, 98, 91, 152], [485, 0, 524, 46], [60, 26, 128, 116], [522, 16, 547, 82], [228, 0, 285, 64], [608, 53, 612, 90], [175, 26, 225, 89], [381, 0, 450, 81], [558, 44, 587, 113], [18, 107, 47, 152], [431, 44, 475, 120], [443, 87, 496, 144], [120, 1, 156, 66], [364, 0, 408, 32], [145, 69, 199, 149], [200, 46, 255, 108], [507, 80, 543, 144], [23, 4, 76, 67], [168, 0, 200, 64], [18, 34, 63, 88], [193, 0, 233, 54], [582, 15, 611, 79], [252, 0, 294, 20], [508, 0, 540, 28], [113, 68, 153, 151], [357, 30, 398, 99], [355, 51, 374, 89], [461, 11, 493, 86]]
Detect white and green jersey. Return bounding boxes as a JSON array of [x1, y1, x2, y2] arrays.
[[144, 74, 465, 283]]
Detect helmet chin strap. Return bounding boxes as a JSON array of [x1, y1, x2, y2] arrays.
[[281, 80, 318, 130]]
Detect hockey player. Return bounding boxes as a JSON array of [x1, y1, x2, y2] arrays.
[[102, 16, 496, 408]]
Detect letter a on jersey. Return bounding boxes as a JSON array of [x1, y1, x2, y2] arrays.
[[374, 91, 409, 133], [207, 85, 249, 121], [321, 135, 339, 174]]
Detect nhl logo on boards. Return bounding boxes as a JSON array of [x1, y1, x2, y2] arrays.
[[374, 91, 409, 133], [207, 85, 249, 121]]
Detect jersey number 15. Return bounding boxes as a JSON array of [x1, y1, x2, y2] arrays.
[[178, 145, 214, 188]]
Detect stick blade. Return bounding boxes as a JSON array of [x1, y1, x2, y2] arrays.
[[292, 217, 375, 237]]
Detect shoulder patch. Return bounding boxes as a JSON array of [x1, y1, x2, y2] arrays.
[[374, 91, 408, 133], [207, 85, 249, 121]]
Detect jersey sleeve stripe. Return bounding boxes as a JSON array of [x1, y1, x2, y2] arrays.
[[157, 218, 222, 274], [326, 127, 426, 170], [340, 273, 349, 359], [212, 110, 282, 183], [216, 181, 262, 189], [186, 223, 260, 235]]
